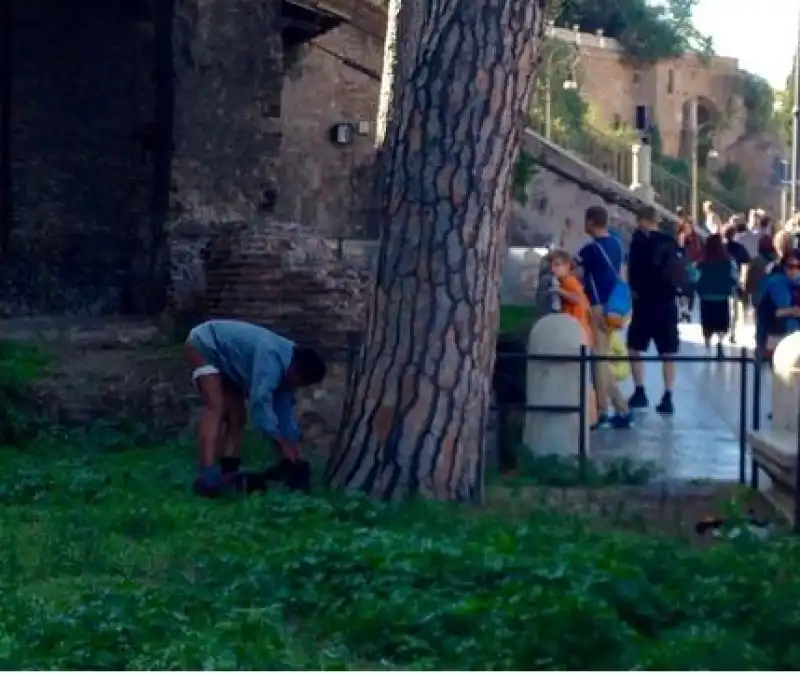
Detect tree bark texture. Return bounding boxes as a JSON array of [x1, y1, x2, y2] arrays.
[[325, 0, 546, 501]]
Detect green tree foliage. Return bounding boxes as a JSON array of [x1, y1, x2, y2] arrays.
[[513, 36, 590, 203], [736, 71, 777, 135], [528, 37, 589, 139], [554, 0, 713, 63], [717, 161, 747, 195]]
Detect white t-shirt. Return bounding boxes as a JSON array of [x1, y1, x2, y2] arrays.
[[705, 212, 722, 234]]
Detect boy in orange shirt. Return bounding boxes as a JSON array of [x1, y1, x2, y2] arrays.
[[549, 250, 597, 426], [550, 250, 593, 346]]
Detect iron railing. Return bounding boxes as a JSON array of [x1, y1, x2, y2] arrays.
[[490, 348, 783, 527]]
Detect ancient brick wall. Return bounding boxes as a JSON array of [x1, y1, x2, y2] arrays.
[[3, 0, 156, 315], [166, 0, 286, 319], [575, 35, 745, 160], [277, 24, 383, 239]]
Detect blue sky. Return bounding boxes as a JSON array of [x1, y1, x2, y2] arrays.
[[693, 0, 796, 88]]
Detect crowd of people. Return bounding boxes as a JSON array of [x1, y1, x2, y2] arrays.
[[547, 201, 800, 432], [680, 202, 800, 363]]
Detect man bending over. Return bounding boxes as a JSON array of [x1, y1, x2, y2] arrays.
[[185, 320, 327, 496]]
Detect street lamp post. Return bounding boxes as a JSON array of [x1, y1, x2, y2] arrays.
[[542, 23, 604, 140], [781, 159, 791, 224], [689, 97, 718, 228]]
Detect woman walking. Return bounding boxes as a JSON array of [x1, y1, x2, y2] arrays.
[[676, 216, 702, 321], [696, 234, 738, 358]]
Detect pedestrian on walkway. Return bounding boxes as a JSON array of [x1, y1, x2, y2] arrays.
[[703, 201, 722, 235], [735, 210, 760, 258], [722, 225, 751, 344], [574, 207, 633, 430], [627, 206, 681, 415], [696, 234, 738, 358], [676, 214, 702, 321], [754, 250, 800, 362]]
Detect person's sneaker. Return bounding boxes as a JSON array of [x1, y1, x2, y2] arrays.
[[219, 456, 242, 476], [628, 387, 648, 409], [609, 412, 633, 429], [655, 393, 674, 415], [591, 414, 612, 431]]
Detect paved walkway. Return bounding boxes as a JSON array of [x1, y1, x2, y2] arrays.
[[592, 312, 768, 482]]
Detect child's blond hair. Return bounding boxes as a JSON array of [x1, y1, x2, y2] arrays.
[[550, 249, 573, 267]]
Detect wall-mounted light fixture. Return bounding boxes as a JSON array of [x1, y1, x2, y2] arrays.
[[329, 122, 356, 146]]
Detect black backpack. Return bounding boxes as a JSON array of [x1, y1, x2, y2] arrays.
[[654, 239, 686, 292]]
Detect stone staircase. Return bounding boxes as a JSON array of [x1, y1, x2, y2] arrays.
[[526, 118, 740, 223]]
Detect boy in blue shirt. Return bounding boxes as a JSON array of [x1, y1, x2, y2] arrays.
[[185, 320, 327, 496]]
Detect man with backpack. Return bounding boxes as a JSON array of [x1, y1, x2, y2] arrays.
[[575, 206, 632, 430], [627, 206, 683, 414]]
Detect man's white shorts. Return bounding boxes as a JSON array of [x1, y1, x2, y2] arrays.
[[192, 364, 220, 381]]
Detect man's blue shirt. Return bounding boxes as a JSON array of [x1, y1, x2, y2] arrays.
[[764, 273, 800, 333], [575, 232, 625, 306], [187, 320, 302, 442]]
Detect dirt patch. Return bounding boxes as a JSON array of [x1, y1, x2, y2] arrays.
[[487, 481, 783, 544]]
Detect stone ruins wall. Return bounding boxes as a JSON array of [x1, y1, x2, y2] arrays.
[[573, 30, 745, 159], [2, 0, 156, 315], [277, 23, 383, 239]]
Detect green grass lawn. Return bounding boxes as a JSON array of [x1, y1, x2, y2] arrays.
[[1, 433, 800, 669], [499, 304, 535, 335]]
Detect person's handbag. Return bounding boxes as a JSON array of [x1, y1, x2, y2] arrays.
[[594, 240, 632, 331], [608, 331, 631, 382]]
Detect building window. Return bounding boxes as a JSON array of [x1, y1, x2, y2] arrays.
[[667, 69, 675, 94], [633, 72, 640, 84]]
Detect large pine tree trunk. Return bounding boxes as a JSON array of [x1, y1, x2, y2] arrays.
[[325, 0, 546, 501]]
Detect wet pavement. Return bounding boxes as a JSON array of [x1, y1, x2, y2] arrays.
[[592, 313, 768, 482]]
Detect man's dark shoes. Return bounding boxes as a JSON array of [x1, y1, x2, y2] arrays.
[[253, 458, 312, 494], [193, 466, 225, 498], [285, 460, 311, 493], [655, 392, 674, 415], [628, 387, 648, 409], [219, 457, 242, 476]]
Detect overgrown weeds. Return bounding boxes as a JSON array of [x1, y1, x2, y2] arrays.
[[0, 441, 799, 669], [0, 340, 798, 669]]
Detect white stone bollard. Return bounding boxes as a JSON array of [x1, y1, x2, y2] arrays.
[[771, 331, 800, 433], [630, 144, 655, 204], [522, 313, 591, 459]]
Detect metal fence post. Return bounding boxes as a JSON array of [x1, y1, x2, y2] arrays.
[[738, 347, 748, 485], [578, 344, 588, 481], [496, 400, 517, 474], [751, 356, 762, 490]]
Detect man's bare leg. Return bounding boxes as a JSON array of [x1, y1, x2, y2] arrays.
[[629, 349, 645, 388], [662, 357, 676, 391], [186, 348, 224, 468], [219, 385, 247, 474]]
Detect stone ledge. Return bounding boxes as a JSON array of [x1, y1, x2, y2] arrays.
[[521, 129, 678, 223], [0, 317, 166, 349]]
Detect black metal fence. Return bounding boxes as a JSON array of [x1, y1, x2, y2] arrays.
[[492, 348, 764, 490], [345, 335, 800, 531]]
